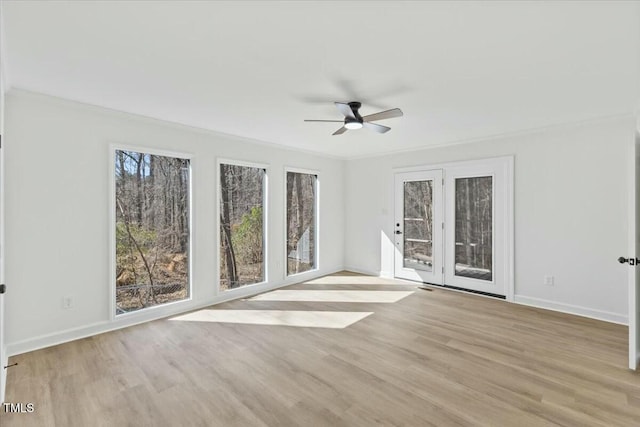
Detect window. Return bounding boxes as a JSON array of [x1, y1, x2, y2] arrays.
[[114, 150, 190, 315], [219, 162, 266, 290], [286, 171, 317, 275]]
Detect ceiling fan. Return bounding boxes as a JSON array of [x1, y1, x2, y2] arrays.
[[305, 102, 403, 135]]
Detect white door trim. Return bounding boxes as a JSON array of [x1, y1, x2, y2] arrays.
[[629, 131, 639, 370]]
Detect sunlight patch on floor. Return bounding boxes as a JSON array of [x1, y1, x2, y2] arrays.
[[306, 273, 406, 286], [250, 290, 414, 303], [169, 310, 373, 328]]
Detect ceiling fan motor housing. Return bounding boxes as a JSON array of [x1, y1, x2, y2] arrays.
[[347, 101, 363, 124]]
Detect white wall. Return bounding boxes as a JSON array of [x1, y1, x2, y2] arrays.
[[345, 117, 634, 324], [0, 14, 6, 403], [3, 90, 344, 355]]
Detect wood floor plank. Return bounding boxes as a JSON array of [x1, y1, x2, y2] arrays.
[[2, 272, 639, 426]]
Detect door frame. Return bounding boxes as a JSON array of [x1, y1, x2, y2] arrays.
[[629, 130, 639, 370], [392, 156, 514, 302], [444, 158, 511, 297]]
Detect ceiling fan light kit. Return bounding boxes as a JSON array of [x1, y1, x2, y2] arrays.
[[345, 121, 363, 130], [305, 101, 403, 135]]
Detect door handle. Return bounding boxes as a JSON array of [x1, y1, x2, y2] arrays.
[[619, 256, 640, 265]]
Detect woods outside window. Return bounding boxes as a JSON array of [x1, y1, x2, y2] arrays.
[[219, 161, 267, 290], [286, 170, 318, 276], [114, 149, 191, 315]]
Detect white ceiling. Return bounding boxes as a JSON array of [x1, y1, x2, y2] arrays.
[[3, 1, 640, 158]]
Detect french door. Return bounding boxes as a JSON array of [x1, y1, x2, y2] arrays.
[[394, 158, 512, 298]]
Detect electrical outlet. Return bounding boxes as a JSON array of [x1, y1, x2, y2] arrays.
[[543, 276, 554, 286], [62, 296, 73, 309]]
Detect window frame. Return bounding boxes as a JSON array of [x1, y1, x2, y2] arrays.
[[283, 166, 320, 279], [216, 158, 269, 293], [109, 144, 194, 320]]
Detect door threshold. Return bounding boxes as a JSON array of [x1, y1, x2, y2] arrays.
[[421, 282, 506, 300]]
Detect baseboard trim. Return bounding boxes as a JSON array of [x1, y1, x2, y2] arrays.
[[342, 266, 381, 277], [514, 295, 627, 325], [6, 268, 344, 357]]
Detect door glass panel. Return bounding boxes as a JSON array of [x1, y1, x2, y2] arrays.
[[403, 180, 433, 271], [455, 176, 493, 281]]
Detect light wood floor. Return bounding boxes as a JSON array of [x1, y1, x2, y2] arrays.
[[2, 272, 639, 426]]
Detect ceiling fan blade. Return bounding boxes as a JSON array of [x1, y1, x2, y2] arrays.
[[304, 119, 344, 122], [333, 126, 348, 135], [362, 108, 403, 122], [363, 122, 391, 134], [334, 102, 356, 119]]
